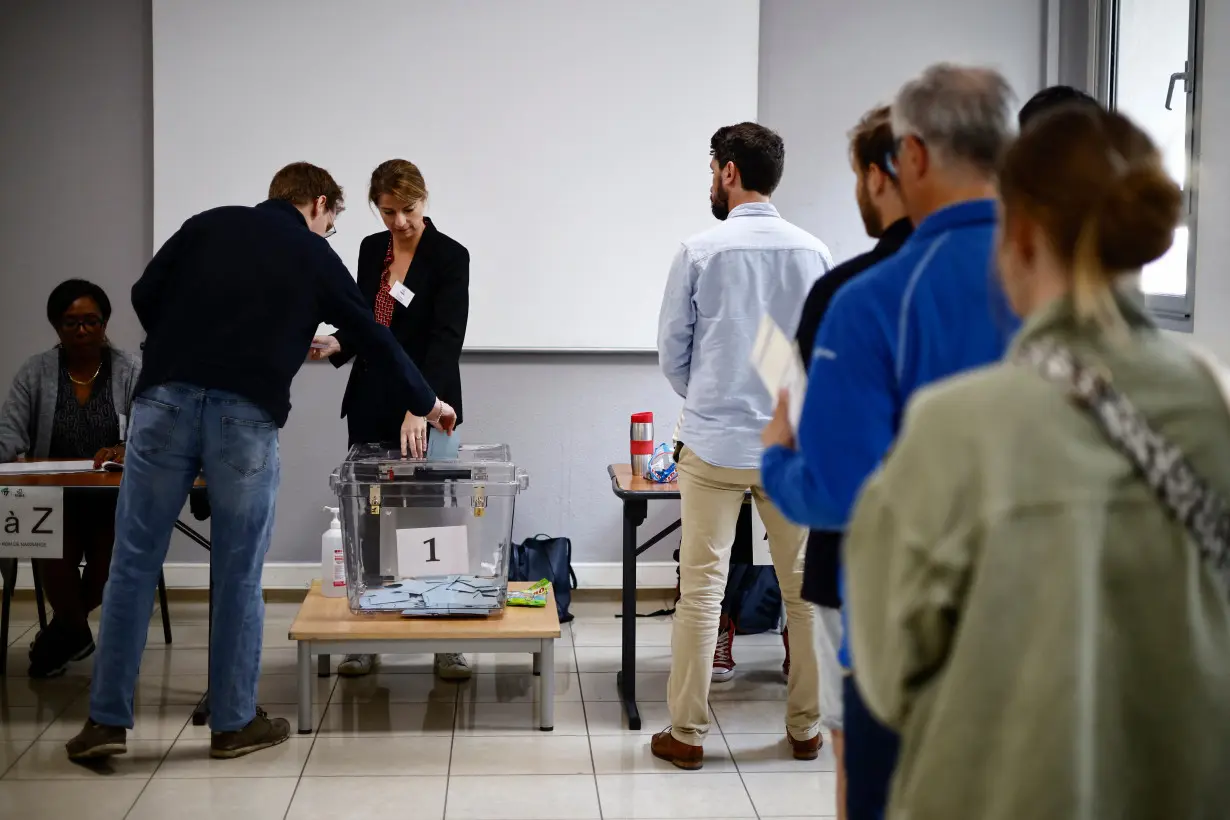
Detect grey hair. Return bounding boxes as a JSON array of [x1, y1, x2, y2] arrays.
[[891, 63, 1016, 174]]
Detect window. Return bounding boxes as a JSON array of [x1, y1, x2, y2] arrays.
[[1095, 0, 1204, 329]]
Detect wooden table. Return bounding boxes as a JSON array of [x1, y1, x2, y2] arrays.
[[607, 464, 679, 731], [607, 463, 755, 730], [0, 466, 211, 727], [289, 581, 562, 734]]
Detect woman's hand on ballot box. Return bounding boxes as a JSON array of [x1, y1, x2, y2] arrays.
[[426, 399, 457, 436], [401, 412, 429, 458]]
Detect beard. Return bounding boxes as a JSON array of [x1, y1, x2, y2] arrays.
[[710, 181, 731, 221], [857, 180, 883, 238]]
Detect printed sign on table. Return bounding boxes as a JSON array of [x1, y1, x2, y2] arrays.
[[396, 524, 469, 578], [750, 502, 772, 566], [0, 486, 64, 559]]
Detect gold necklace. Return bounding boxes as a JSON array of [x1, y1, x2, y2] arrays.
[[68, 363, 102, 386]]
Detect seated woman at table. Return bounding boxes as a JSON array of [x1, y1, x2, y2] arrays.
[[311, 158, 469, 680], [0, 279, 141, 677]]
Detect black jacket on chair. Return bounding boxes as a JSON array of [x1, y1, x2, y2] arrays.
[[331, 218, 469, 440]]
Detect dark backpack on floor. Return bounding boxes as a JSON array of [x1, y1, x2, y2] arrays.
[[510, 534, 577, 623]]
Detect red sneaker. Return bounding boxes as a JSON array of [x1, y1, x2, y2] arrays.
[[712, 615, 736, 683]]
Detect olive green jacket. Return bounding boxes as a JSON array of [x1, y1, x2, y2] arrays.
[[846, 293, 1230, 820]]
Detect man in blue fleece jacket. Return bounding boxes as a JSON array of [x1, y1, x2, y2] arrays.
[[760, 64, 1018, 820]]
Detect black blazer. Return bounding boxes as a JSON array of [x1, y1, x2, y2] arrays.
[[332, 218, 469, 425]]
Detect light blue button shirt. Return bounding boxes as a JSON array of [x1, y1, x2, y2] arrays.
[[658, 202, 832, 469]]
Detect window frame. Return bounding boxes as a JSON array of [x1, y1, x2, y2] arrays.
[[1091, 0, 1204, 331]]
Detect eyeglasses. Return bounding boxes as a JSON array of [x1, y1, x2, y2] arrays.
[[60, 316, 103, 331], [323, 202, 344, 239], [885, 134, 925, 179]]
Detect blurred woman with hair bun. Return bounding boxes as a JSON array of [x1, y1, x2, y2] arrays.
[[841, 106, 1230, 819]]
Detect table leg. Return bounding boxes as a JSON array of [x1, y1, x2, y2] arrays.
[[31, 562, 47, 630], [298, 641, 314, 734], [191, 691, 210, 726], [317, 653, 330, 678], [532, 651, 541, 677], [539, 638, 555, 731], [0, 558, 15, 676], [619, 499, 647, 731]]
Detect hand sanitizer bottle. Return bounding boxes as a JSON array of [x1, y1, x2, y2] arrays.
[[321, 506, 346, 598]]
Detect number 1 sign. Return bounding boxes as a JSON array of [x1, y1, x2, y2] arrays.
[[396, 525, 469, 578]]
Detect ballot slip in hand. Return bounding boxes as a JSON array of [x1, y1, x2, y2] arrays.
[[750, 315, 807, 431]]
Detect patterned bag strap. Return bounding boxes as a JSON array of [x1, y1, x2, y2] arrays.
[[1017, 339, 1230, 592]]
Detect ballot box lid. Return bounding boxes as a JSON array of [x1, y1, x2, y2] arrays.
[[330, 443, 526, 497]]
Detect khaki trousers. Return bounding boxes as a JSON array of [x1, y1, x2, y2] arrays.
[[667, 447, 820, 745]]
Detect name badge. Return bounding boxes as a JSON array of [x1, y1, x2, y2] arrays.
[[389, 281, 414, 307]]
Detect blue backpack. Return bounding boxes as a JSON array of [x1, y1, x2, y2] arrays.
[[509, 534, 577, 623]]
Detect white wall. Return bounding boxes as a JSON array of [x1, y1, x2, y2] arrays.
[[0, 0, 149, 381], [153, 0, 761, 352], [2, 0, 1055, 585], [759, 0, 1045, 262]]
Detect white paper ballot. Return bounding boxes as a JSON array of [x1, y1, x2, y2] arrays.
[[0, 460, 98, 476], [750, 315, 807, 430]]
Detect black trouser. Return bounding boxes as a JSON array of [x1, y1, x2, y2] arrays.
[[843, 673, 900, 820], [38, 490, 117, 628]]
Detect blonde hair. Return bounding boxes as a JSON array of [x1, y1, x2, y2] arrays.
[[369, 159, 427, 207]]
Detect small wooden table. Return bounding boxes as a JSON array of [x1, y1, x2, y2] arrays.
[[289, 581, 561, 734], [608, 464, 680, 731], [607, 463, 754, 730]]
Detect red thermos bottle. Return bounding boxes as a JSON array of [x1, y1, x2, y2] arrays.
[[630, 412, 654, 478]]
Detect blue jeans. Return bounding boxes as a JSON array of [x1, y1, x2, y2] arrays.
[[843, 673, 900, 820], [90, 383, 279, 732]]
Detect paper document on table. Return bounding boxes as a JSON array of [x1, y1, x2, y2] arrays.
[[0, 460, 98, 476], [750, 315, 807, 431]]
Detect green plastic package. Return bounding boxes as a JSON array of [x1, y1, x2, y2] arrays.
[[508, 578, 551, 608]]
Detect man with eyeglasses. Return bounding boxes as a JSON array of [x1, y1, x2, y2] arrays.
[[66, 162, 456, 763], [759, 64, 1019, 819]]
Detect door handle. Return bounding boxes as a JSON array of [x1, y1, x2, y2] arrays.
[[1165, 62, 1190, 111]]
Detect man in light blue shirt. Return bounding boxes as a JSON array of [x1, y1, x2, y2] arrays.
[[653, 122, 833, 770]]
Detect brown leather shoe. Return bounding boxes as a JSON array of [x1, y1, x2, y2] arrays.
[[651, 728, 703, 770], [788, 731, 823, 761]]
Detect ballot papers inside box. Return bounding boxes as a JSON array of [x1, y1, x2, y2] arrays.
[[330, 443, 529, 617]]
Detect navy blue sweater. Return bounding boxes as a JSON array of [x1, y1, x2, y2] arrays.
[[133, 199, 437, 426], [761, 199, 1019, 666]]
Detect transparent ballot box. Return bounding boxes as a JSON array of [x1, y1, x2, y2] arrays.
[[329, 443, 529, 617]]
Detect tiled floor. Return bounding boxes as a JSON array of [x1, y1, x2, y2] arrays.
[[0, 598, 835, 819]]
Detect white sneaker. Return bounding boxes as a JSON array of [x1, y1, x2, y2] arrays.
[[338, 653, 379, 677], [434, 653, 472, 681]]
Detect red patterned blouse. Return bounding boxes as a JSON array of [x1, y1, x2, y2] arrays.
[[373, 236, 397, 327]]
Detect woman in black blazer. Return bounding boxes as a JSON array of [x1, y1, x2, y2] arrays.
[[311, 159, 470, 679], [313, 159, 468, 457]]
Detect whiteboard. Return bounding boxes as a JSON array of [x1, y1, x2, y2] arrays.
[[153, 0, 760, 351]]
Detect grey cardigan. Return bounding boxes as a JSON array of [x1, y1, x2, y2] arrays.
[[0, 347, 142, 462]]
